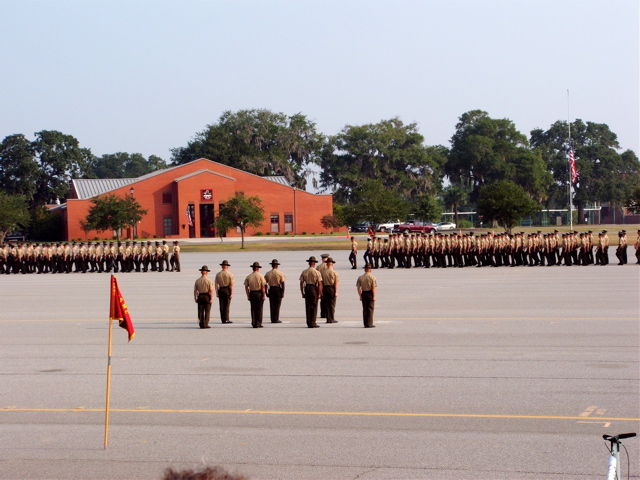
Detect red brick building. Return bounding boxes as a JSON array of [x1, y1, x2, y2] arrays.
[[59, 158, 335, 240]]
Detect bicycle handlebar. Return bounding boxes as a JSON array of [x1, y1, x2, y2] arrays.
[[603, 433, 637, 442]]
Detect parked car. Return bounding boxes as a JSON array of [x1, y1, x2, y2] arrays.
[[436, 222, 456, 231], [348, 222, 371, 233], [376, 220, 399, 233], [4, 231, 27, 242], [393, 220, 437, 234]]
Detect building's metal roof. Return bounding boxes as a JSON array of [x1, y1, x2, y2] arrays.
[[71, 161, 293, 200], [264, 176, 291, 186], [173, 169, 236, 182], [72, 178, 137, 200]]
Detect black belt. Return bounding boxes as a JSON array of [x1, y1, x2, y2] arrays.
[[219, 286, 230, 289], [250, 290, 262, 293], [198, 292, 210, 296]]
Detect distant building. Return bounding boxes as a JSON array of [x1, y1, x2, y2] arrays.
[[57, 158, 335, 240]]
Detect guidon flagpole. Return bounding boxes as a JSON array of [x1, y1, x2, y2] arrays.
[[567, 89, 574, 230], [104, 275, 135, 448], [104, 302, 114, 448]]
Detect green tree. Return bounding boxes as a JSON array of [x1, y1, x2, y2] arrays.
[[320, 214, 343, 234], [146, 155, 168, 173], [31, 130, 94, 208], [319, 118, 443, 203], [476, 180, 540, 234], [1, 131, 93, 209], [0, 134, 39, 201], [84, 193, 147, 241], [446, 110, 552, 202], [347, 179, 409, 227], [214, 193, 265, 249], [626, 185, 640, 214], [331, 203, 351, 228], [171, 109, 322, 188], [88, 152, 167, 178], [441, 183, 470, 226], [530, 120, 640, 223], [0, 193, 31, 242], [409, 193, 442, 223], [29, 207, 62, 241]]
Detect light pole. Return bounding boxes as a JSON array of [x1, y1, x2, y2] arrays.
[[129, 187, 136, 239], [293, 187, 297, 237]]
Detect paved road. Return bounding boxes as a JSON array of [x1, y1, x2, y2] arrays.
[[1, 250, 638, 479]]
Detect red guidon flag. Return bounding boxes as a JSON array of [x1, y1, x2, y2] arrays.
[[110, 275, 135, 341]]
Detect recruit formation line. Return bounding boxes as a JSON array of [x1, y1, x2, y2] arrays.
[[0, 239, 182, 274], [350, 229, 639, 270]]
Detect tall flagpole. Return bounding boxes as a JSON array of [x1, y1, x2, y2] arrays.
[[567, 90, 574, 230], [104, 278, 115, 449]]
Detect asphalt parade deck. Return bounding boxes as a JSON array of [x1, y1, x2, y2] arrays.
[[1, 250, 638, 479]]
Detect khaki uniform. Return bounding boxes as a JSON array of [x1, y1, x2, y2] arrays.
[[349, 239, 358, 269], [320, 268, 339, 323], [215, 269, 235, 323], [194, 275, 214, 328], [162, 242, 170, 271], [356, 271, 377, 327], [299, 267, 322, 328], [244, 270, 267, 328], [170, 244, 181, 272], [264, 268, 286, 323]]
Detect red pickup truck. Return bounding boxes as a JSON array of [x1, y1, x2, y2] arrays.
[[393, 220, 437, 234]]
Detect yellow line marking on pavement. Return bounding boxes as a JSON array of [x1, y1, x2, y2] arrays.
[[1, 407, 638, 422]]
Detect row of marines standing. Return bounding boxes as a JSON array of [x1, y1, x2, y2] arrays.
[[0, 240, 181, 274], [354, 229, 638, 269]]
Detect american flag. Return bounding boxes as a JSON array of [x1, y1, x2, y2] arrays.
[[186, 206, 193, 226], [569, 150, 578, 183]]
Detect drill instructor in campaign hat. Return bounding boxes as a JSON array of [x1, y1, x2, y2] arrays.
[[194, 265, 214, 329]]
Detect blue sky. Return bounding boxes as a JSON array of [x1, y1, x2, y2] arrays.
[[2, 0, 638, 169]]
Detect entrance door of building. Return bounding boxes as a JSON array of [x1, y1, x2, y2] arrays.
[[199, 204, 215, 237]]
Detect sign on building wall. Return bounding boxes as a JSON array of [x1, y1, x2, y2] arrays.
[[200, 189, 213, 201]]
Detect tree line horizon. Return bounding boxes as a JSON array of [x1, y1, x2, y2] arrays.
[[1, 108, 639, 240]]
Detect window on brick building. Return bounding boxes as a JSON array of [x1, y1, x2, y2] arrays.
[[284, 213, 293, 232], [270, 214, 279, 233], [163, 217, 173, 236]]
